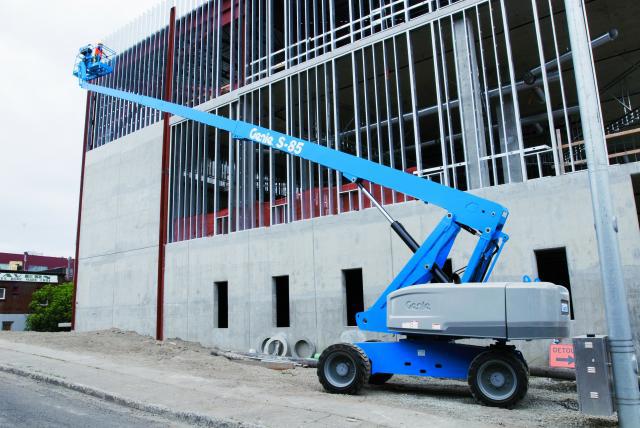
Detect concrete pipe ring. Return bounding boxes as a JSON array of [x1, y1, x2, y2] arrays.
[[264, 336, 289, 357], [257, 336, 271, 354], [292, 337, 316, 359], [270, 332, 288, 344]]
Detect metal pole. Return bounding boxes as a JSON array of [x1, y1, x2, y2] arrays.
[[564, 1, 640, 425], [71, 92, 93, 330], [156, 5, 177, 341]]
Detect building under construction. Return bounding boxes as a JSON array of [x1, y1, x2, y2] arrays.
[[75, 0, 640, 362]]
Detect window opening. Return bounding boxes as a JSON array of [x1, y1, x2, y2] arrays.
[[631, 173, 640, 229], [273, 275, 290, 327], [343, 268, 364, 326], [214, 281, 228, 328], [535, 247, 574, 319]]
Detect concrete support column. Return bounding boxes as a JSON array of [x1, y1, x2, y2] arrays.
[[453, 16, 489, 189], [497, 99, 524, 183]]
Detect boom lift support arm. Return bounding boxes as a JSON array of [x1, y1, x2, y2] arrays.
[[78, 73, 509, 334]]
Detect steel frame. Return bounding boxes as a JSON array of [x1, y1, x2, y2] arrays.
[[82, 0, 627, 245]]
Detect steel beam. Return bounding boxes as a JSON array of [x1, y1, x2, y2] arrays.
[[156, 5, 176, 341], [71, 92, 93, 330]]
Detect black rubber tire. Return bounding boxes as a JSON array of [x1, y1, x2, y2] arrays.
[[468, 350, 529, 408], [514, 349, 530, 374], [317, 343, 370, 394], [368, 373, 393, 385]]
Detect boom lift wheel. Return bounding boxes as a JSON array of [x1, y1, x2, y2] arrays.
[[317, 343, 370, 394], [467, 349, 529, 408]]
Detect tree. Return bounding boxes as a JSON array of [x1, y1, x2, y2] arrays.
[[25, 282, 73, 332]]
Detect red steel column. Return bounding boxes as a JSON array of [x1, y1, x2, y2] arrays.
[[71, 91, 92, 330], [156, 6, 177, 341]]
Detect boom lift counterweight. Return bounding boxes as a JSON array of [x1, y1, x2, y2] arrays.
[[74, 46, 570, 408]]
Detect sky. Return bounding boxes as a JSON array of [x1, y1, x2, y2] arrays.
[[0, 0, 159, 257]]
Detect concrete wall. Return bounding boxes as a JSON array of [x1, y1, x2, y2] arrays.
[[164, 162, 640, 364], [0, 314, 27, 331], [75, 122, 163, 336], [75, 120, 640, 364]]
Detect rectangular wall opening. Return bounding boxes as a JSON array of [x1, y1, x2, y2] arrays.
[[343, 268, 364, 326], [273, 275, 290, 327], [632, 173, 640, 229], [535, 247, 574, 319], [2, 321, 12, 331], [214, 281, 228, 328]]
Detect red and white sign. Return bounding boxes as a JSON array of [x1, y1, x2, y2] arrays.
[[549, 343, 575, 368], [0, 272, 59, 283]]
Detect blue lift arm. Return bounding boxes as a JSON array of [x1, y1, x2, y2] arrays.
[[78, 64, 509, 334]]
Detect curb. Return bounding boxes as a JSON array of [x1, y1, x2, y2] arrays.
[[0, 364, 263, 428]]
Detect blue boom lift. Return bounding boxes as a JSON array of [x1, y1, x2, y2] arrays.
[[74, 46, 570, 408]]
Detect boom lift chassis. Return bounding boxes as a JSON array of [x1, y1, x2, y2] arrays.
[[74, 48, 569, 408]]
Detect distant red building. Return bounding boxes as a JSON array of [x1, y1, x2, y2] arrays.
[[0, 252, 73, 276], [0, 252, 73, 331]]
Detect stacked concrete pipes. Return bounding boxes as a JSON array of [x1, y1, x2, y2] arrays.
[[257, 334, 316, 359]]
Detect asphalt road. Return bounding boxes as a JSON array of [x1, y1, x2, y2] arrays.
[[0, 371, 194, 428]]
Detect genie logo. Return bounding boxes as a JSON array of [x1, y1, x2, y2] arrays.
[[405, 300, 431, 311], [249, 128, 274, 146], [248, 127, 305, 155]]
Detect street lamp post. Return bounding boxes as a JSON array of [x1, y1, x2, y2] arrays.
[[563, 1, 640, 426]]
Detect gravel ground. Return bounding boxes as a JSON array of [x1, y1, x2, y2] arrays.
[[0, 329, 618, 427]]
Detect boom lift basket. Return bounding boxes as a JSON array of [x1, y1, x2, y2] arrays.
[[73, 44, 116, 82]]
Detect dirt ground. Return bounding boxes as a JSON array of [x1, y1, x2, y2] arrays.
[[0, 329, 618, 427]]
